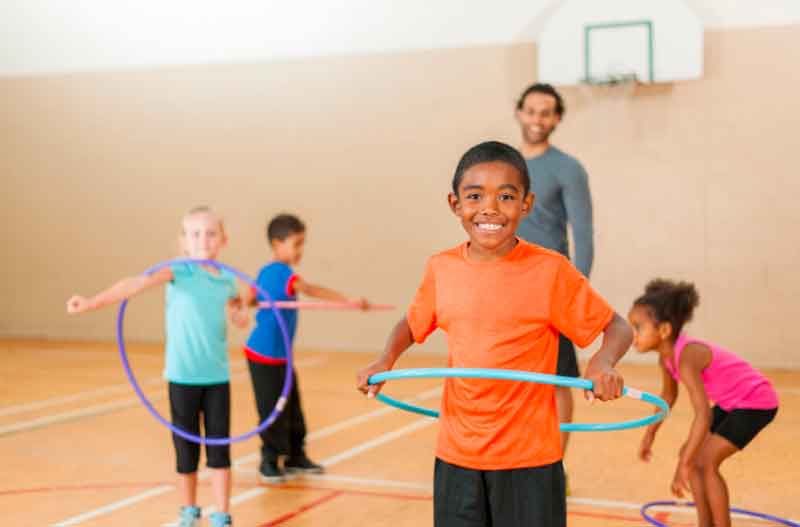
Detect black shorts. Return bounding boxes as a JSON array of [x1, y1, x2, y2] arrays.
[[433, 458, 565, 527], [710, 405, 777, 450], [169, 382, 231, 474], [556, 334, 579, 378]]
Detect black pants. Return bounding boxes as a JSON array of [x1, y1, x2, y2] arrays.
[[434, 458, 566, 527], [168, 382, 231, 474], [247, 361, 307, 462], [556, 334, 580, 378]]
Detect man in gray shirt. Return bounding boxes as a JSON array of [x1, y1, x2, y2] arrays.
[[515, 83, 594, 480]]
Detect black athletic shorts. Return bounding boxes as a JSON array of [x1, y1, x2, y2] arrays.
[[433, 457, 566, 527], [556, 334, 579, 378], [169, 382, 231, 474], [710, 405, 777, 450]]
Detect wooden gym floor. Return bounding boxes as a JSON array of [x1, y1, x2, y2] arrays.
[[1, 339, 798, 526]]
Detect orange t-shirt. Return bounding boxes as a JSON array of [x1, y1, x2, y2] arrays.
[[406, 240, 614, 470]]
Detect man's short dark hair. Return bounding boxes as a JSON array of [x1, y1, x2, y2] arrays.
[[452, 141, 530, 196], [516, 83, 565, 116], [267, 213, 305, 242]]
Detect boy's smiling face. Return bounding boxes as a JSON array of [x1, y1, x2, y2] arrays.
[[448, 161, 534, 261]]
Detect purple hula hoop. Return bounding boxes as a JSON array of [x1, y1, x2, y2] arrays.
[[116, 258, 294, 446], [641, 500, 800, 527]]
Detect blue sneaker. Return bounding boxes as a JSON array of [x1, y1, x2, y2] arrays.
[[179, 506, 201, 527], [210, 511, 232, 526]]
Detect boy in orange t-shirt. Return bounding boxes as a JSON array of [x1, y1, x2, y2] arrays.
[[356, 141, 633, 527]]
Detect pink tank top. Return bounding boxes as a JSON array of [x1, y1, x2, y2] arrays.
[[665, 334, 778, 411]]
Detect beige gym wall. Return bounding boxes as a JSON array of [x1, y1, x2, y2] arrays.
[[2, 25, 799, 368]]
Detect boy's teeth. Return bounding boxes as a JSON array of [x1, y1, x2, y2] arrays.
[[477, 223, 502, 231]]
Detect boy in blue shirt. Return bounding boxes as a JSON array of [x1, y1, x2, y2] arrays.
[[243, 213, 369, 482], [67, 206, 246, 527]]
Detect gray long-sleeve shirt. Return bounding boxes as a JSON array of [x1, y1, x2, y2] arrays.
[[516, 146, 594, 277]]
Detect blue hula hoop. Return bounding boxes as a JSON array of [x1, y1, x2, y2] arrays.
[[641, 500, 800, 527], [368, 368, 669, 432], [116, 258, 293, 445]]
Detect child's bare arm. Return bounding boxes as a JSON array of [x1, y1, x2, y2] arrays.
[[583, 312, 633, 401], [673, 344, 712, 486], [356, 317, 414, 397], [294, 278, 369, 309], [647, 364, 679, 434], [228, 293, 249, 329], [639, 364, 679, 461], [241, 285, 258, 307], [66, 267, 174, 314]]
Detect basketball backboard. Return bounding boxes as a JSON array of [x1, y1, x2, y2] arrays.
[[537, 0, 703, 86]]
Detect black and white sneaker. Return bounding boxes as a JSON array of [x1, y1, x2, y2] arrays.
[[284, 456, 324, 475], [259, 461, 286, 483]]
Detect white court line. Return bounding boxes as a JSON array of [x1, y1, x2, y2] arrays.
[[319, 417, 434, 467], [0, 358, 249, 418], [164, 488, 273, 527], [226, 386, 442, 469], [567, 497, 799, 524], [264, 472, 432, 492], [0, 370, 242, 437], [0, 397, 146, 437], [568, 497, 641, 510], [231, 487, 270, 505], [53, 485, 174, 527], [1, 358, 324, 437], [182, 418, 436, 527], [53, 386, 442, 526], [0, 378, 158, 418], [222, 475, 800, 525]]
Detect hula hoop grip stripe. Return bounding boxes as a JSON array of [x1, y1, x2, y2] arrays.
[[276, 396, 288, 411], [625, 387, 643, 399], [368, 368, 669, 432]]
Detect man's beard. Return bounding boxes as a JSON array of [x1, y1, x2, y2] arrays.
[[524, 127, 552, 145]]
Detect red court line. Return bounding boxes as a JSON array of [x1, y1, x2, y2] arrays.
[[654, 511, 672, 523], [2, 479, 688, 525], [0, 480, 426, 501], [257, 490, 343, 526], [0, 482, 169, 497], [0, 480, 255, 497]]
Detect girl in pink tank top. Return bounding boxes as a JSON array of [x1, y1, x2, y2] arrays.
[[628, 279, 778, 527]]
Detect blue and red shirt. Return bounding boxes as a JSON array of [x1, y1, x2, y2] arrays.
[[245, 262, 299, 364]]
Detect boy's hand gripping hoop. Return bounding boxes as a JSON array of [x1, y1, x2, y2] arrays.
[[368, 368, 669, 432]]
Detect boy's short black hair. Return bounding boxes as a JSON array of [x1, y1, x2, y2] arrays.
[[267, 213, 305, 242], [516, 83, 565, 116], [452, 141, 530, 196]]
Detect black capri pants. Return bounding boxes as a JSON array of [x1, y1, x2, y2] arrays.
[[168, 382, 231, 474]]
